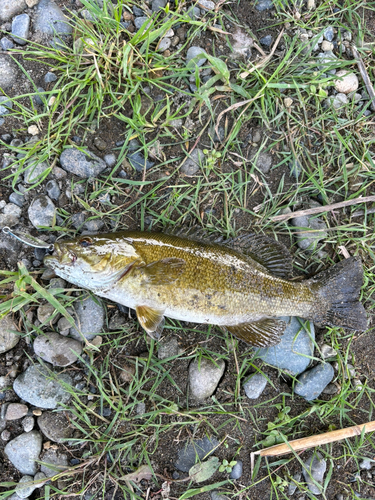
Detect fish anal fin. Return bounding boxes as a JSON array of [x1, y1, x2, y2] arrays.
[[225, 318, 286, 347], [225, 234, 293, 279], [136, 305, 165, 338], [139, 258, 185, 285]]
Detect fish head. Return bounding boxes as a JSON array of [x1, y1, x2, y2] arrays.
[[44, 234, 139, 289]]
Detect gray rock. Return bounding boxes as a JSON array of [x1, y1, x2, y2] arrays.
[[13, 364, 73, 409], [186, 46, 207, 68], [158, 37, 171, 52], [302, 452, 326, 495], [28, 195, 55, 228], [83, 219, 104, 232], [44, 71, 57, 83], [260, 35, 273, 47], [127, 151, 154, 172], [321, 344, 337, 359], [359, 458, 373, 470], [4, 431, 43, 475], [34, 0, 72, 35], [0, 314, 20, 354], [33, 87, 47, 106], [15, 475, 37, 499], [34, 471, 47, 487], [187, 6, 201, 19], [255, 0, 274, 10], [45, 179, 60, 200], [257, 316, 315, 375], [198, 0, 215, 9], [24, 161, 50, 184], [5, 403, 28, 420], [254, 152, 272, 174], [151, 0, 167, 11], [0, 0, 26, 21], [69, 295, 105, 341], [136, 402, 146, 415], [3, 202, 22, 218], [37, 411, 74, 443], [103, 153, 116, 167], [0, 230, 22, 266], [22, 416, 34, 432], [11, 14, 30, 45], [326, 93, 348, 111], [134, 16, 151, 30], [70, 211, 85, 229], [133, 6, 144, 15], [0, 37, 14, 50], [243, 373, 268, 399], [9, 192, 24, 207], [40, 448, 69, 477], [291, 205, 328, 251], [158, 337, 180, 359], [169, 118, 183, 128], [0, 55, 19, 89], [0, 96, 13, 116], [33, 331, 83, 367], [93, 136, 107, 151], [189, 357, 225, 401], [175, 436, 220, 472], [181, 148, 204, 176], [288, 472, 302, 495], [295, 363, 334, 401], [324, 26, 334, 41], [60, 147, 107, 178], [229, 459, 243, 479]]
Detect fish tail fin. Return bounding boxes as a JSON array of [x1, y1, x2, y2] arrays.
[[309, 256, 367, 331]]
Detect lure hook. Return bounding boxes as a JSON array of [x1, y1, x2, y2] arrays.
[[2, 227, 54, 252]]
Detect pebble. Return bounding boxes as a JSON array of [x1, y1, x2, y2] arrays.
[[1, 429, 10, 440], [359, 458, 373, 470], [0, 37, 14, 50], [37, 303, 57, 324], [0, 315, 20, 354], [34, 0, 73, 35], [186, 46, 207, 67], [28, 125, 39, 136], [288, 472, 302, 495], [151, 0, 167, 11], [33, 87, 47, 106], [134, 16, 151, 31], [211, 494, 230, 500], [22, 416, 35, 432], [83, 219, 104, 232], [60, 147, 107, 178], [181, 148, 204, 176], [40, 448, 69, 477], [291, 203, 328, 251], [175, 436, 220, 472], [0, 0, 26, 22], [189, 357, 225, 401], [260, 35, 273, 47], [11, 14, 30, 45], [69, 295, 105, 341], [326, 92, 348, 111], [45, 179, 60, 200], [198, 0, 215, 9], [13, 364, 73, 409], [34, 471, 47, 486], [321, 344, 337, 359], [33, 331, 83, 367], [28, 195, 55, 228], [295, 363, 334, 401], [324, 26, 334, 41], [321, 40, 333, 51], [24, 161, 50, 184], [255, 0, 274, 10], [158, 337, 180, 359], [302, 452, 326, 495], [37, 411, 74, 442], [119, 362, 136, 383], [5, 403, 28, 420], [4, 431, 43, 475], [0, 55, 19, 89], [104, 153, 116, 167], [15, 475, 37, 499], [229, 459, 243, 479], [45, 71, 57, 83], [93, 136, 107, 151], [257, 316, 315, 375], [4, 203, 22, 219], [127, 151, 154, 172], [334, 70, 359, 94], [158, 37, 171, 52], [254, 152, 272, 174], [322, 383, 338, 395], [187, 6, 201, 19], [0, 96, 13, 116], [243, 373, 268, 399]]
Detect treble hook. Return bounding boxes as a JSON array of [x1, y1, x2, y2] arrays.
[[2, 227, 54, 252]]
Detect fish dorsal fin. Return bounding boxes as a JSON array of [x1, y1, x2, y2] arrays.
[[164, 225, 224, 244], [138, 258, 186, 285], [136, 305, 165, 338], [225, 234, 293, 279], [225, 318, 286, 347]]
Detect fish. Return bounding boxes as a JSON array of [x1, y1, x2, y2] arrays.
[[43, 229, 367, 346]]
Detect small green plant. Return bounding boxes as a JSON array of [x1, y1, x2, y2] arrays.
[[203, 149, 222, 170], [219, 459, 237, 473]]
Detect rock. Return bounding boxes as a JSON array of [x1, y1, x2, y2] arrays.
[[37, 411, 74, 442], [260, 35, 273, 47], [181, 148, 204, 176], [254, 151, 272, 174], [44, 71, 57, 83], [229, 459, 243, 479], [11, 14, 30, 45], [24, 161, 49, 184], [119, 362, 136, 383], [158, 37, 171, 51], [321, 40, 333, 51], [60, 147, 107, 178], [28, 195, 55, 228], [243, 373, 268, 399], [4, 431, 42, 475], [34, 0, 73, 35], [326, 92, 348, 111], [295, 363, 334, 401], [189, 357, 225, 401], [151, 0, 167, 11], [334, 70, 359, 94], [186, 46, 207, 68], [288, 472, 302, 495], [198, 0, 215, 9], [3, 203, 22, 220], [93, 136, 107, 151], [322, 383, 338, 395], [0, 315, 20, 354], [0, 55, 19, 89], [323, 26, 334, 41], [28, 125, 39, 135], [13, 364, 73, 409], [321, 344, 337, 359], [0, 37, 14, 50], [187, 6, 201, 19], [83, 219, 104, 232], [0, 230, 22, 266], [175, 436, 220, 472], [15, 475, 38, 499], [134, 16, 151, 30], [33, 332, 83, 367], [40, 448, 69, 477], [231, 28, 253, 58], [0, 96, 13, 115], [5, 403, 28, 420], [34, 471, 47, 486], [22, 416, 34, 432], [37, 303, 57, 325], [9, 192, 24, 207], [0, 0, 26, 21], [127, 151, 154, 172], [359, 458, 373, 470], [136, 402, 146, 415], [158, 337, 180, 359], [104, 153, 116, 167], [257, 317, 315, 375], [302, 452, 326, 495], [32, 87, 47, 106], [45, 179, 60, 200], [255, 0, 274, 10], [291, 204, 328, 251], [69, 295, 105, 341]]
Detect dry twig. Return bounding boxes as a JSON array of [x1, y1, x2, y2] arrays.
[[240, 29, 284, 79], [352, 45, 375, 112]]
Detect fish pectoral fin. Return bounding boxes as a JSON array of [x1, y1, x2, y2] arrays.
[[140, 258, 186, 285], [136, 305, 165, 338], [225, 234, 293, 279], [225, 318, 286, 347]]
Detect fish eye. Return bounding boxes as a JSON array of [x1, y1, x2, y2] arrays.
[[79, 237, 93, 248]]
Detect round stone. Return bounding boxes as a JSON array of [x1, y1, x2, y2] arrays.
[[0, 315, 20, 354], [0, 55, 18, 89], [11, 14, 30, 45], [294, 363, 334, 401], [302, 452, 326, 495], [15, 475, 37, 499], [5, 403, 28, 420], [181, 148, 204, 176], [33, 331, 83, 367], [69, 295, 105, 341], [37, 411, 74, 443], [59, 147, 107, 178], [243, 373, 268, 399], [334, 70, 359, 94], [22, 416, 35, 432], [28, 125, 39, 135], [4, 431, 42, 475], [189, 357, 225, 401], [34, 0, 73, 35], [186, 46, 207, 68], [158, 337, 180, 359], [24, 161, 50, 184], [0, 0, 27, 22], [40, 448, 69, 477], [229, 459, 243, 479], [28, 195, 55, 228], [0, 96, 13, 116]]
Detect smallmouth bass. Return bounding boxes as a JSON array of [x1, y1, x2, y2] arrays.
[[44, 230, 367, 346]]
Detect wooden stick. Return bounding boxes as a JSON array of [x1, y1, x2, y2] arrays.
[[270, 195, 375, 222], [352, 45, 375, 112], [252, 420, 375, 458]]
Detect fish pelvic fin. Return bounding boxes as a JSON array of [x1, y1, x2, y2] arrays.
[[225, 318, 286, 347], [136, 305, 165, 339], [309, 256, 367, 331]]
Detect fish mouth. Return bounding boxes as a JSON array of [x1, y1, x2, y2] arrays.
[[43, 243, 77, 266]]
